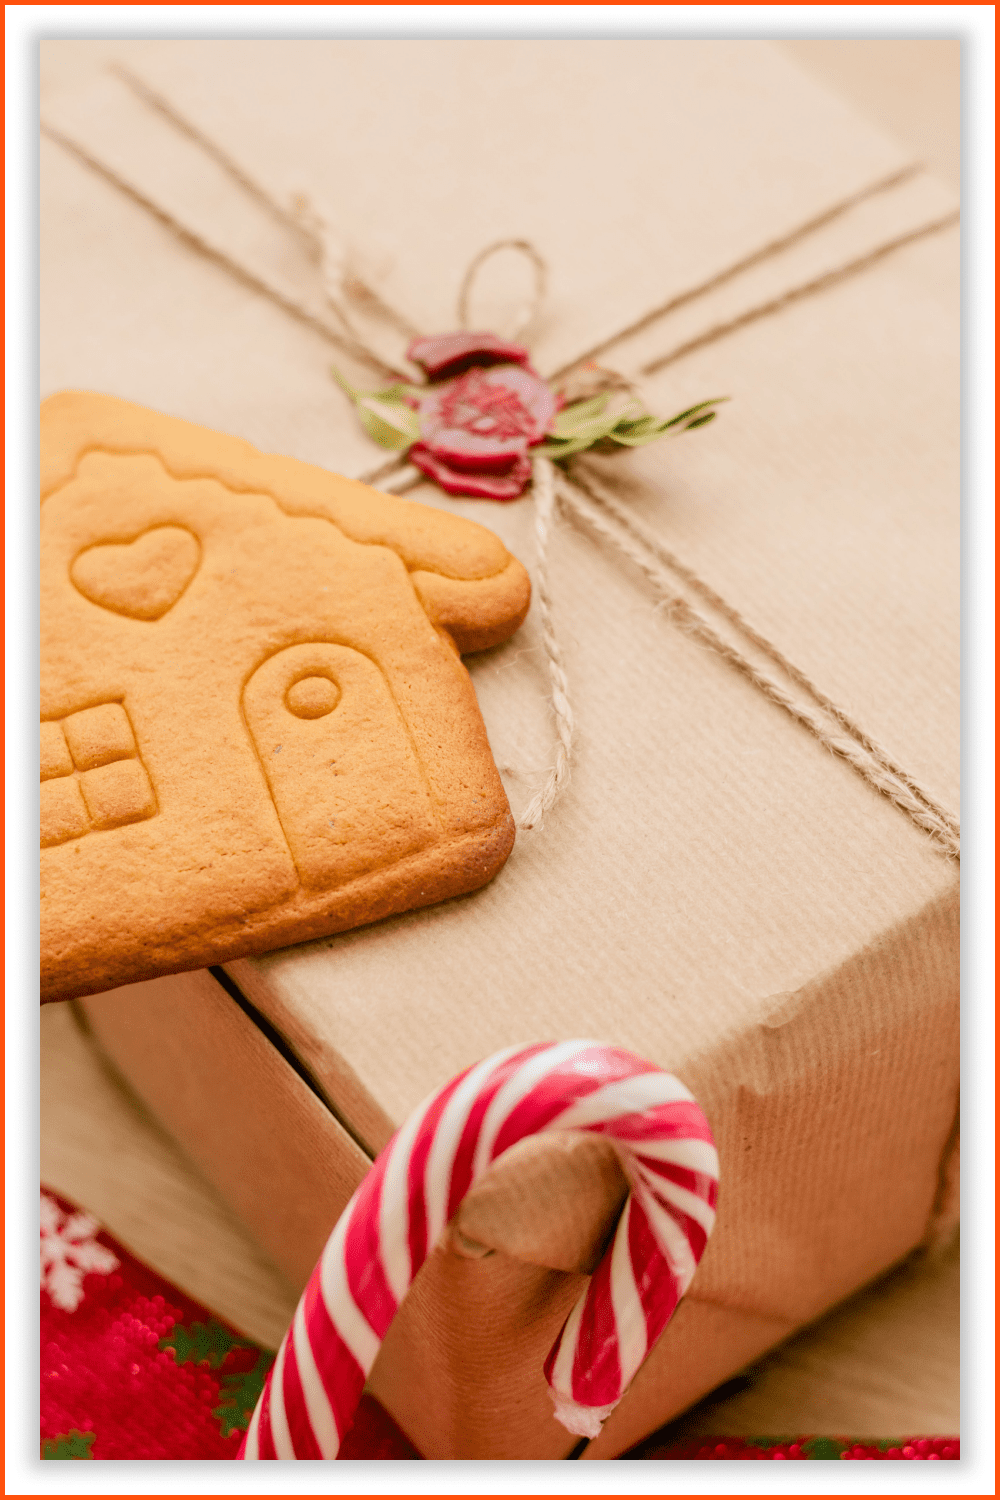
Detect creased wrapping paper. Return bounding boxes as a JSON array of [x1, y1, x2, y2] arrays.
[[44, 39, 959, 1459]]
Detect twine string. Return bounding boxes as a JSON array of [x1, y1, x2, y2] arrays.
[[640, 210, 960, 376], [545, 162, 921, 382], [40, 120, 408, 383], [370, 461, 424, 494], [568, 465, 961, 842], [456, 239, 549, 340], [289, 193, 424, 347], [112, 63, 424, 354], [41, 77, 959, 851], [109, 62, 308, 238], [518, 457, 576, 831], [552, 468, 960, 860]]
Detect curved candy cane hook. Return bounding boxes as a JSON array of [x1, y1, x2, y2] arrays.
[[239, 1040, 718, 1458]]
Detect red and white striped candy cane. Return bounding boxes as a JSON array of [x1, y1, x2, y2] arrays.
[[239, 1039, 718, 1458]]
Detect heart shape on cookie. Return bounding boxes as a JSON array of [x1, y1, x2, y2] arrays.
[[71, 526, 201, 621]]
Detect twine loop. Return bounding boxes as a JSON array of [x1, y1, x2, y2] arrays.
[[456, 238, 549, 340]]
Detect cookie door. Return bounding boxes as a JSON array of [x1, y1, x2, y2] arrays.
[[242, 643, 439, 889]]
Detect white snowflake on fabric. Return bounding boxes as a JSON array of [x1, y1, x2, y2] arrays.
[[40, 1192, 119, 1311]]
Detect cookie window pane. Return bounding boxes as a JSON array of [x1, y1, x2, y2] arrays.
[[63, 703, 136, 770], [41, 777, 90, 846], [40, 721, 74, 781], [79, 758, 157, 831]]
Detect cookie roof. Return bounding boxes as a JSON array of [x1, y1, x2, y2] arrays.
[[41, 390, 531, 654]]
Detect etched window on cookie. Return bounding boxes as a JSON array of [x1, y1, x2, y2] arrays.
[[40, 704, 158, 848]]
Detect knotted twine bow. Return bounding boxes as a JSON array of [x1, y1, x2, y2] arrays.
[[41, 67, 961, 858]]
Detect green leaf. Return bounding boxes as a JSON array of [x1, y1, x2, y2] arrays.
[[42, 1429, 96, 1460], [373, 381, 425, 403], [537, 411, 628, 459], [213, 1352, 275, 1438], [355, 396, 421, 451], [550, 394, 609, 436], [612, 414, 658, 436], [659, 397, 729, 429], [330, 365, 369, 403], [540, 395, 727, 459], [600, 399, 726, 448], [331, 367, 422, 404], [803, 1437, 847, 1460], [159, 1319, 242, 1369], [331, 366, 422, 451]]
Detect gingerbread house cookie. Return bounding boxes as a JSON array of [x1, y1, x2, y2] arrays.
[[41, 392, 530, 1003]]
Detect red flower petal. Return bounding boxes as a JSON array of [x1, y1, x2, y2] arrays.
[[407, 332, 533, 381], [420, 427, 530, 472], [477, 365, 557, 443], [410, 444, 532, 500], [419, 366, 557, 456]]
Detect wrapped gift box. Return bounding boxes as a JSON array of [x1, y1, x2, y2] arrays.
[[42, 39, 959, 1458]]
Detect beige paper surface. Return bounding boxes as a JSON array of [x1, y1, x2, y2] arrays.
[[43, 39, 959, 1458], [42, 39, 919, 378]]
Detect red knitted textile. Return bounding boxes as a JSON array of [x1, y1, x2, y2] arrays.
[[40, 1188, 958, 1462], [626, 1435, 961, 1460], [40, 1189, 416, 1460]]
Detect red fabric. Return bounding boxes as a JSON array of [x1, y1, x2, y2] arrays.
[[40, 1187, 958, 1462], [40, 1189, 417, 1460], [627, 1435, 961, 1460]]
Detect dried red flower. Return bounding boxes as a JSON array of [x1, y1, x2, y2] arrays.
[[409, 357, 558, 500]]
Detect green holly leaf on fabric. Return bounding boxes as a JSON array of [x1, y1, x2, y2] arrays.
[[803, 1437, 847, 1460], [41, 1429, 96, 1459], [331, 367, 423, 451], [159, 1318, 242, 1369], [212, 1351, 275, 1437]]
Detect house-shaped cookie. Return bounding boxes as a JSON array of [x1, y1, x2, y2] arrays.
[[41, 392, 531, 1003]]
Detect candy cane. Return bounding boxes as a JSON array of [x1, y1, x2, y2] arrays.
[[239, 1039, 718, 1458]]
